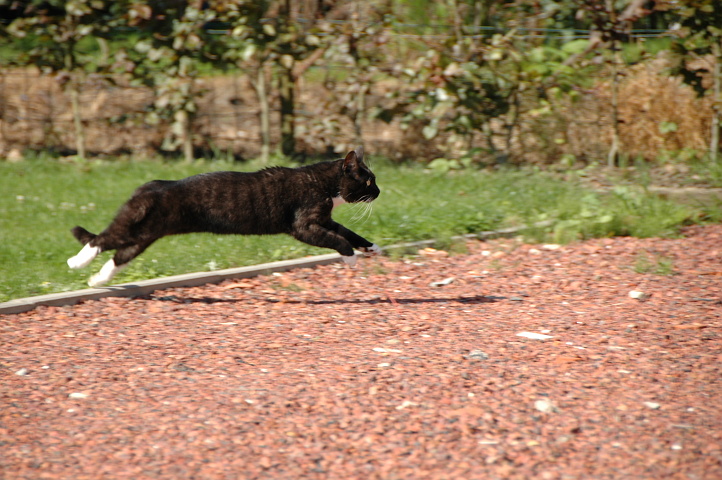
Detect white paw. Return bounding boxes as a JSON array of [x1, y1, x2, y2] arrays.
[[88, 259, 125, 287], [67, 244, 100, 269], [88, 274, 109, 288], [341, 254, 358, 268], [360, 244, 382, 257], [67, 256, 87, 269]]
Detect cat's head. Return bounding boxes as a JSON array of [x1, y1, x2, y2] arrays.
[[339, 146, 380, 203]]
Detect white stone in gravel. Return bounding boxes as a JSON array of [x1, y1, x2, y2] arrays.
[[373, 347, 402, 353], [644, 401, 661, 410], [15, 368, 29, 376], [629, 290, 649, 300], [543, 244, 562, 250], [534, 399, 558, 413], [466, 350, 489, 361], [68, 392, 89, 399], [517, 332, 554, 340], [396, 400, 418, 410], [429, 277, 455, 287]]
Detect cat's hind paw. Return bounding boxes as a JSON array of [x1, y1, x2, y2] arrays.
[[341, 254, 358, 268], [360, 244, 382, 257], [67, 244, 101, 269], [88, 259, 126, 287]]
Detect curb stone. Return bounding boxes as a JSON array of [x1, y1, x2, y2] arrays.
[[0, 221, 552, 315]]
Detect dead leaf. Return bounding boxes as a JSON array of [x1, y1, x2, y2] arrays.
[[418, 248, 449, 257], [552, 355, 584, 364], [673, 324, 707, 330], [451, 405, 485, 417], [223, 281, 255, 289]]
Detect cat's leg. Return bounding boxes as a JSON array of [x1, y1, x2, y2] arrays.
[[88, 241, 154, 287], [291, 224, 360, 266], [67, 227, 101, 268], [330, 222, 382, 258]]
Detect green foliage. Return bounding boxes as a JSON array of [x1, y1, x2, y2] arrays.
[[5, 1, 124, 72], [375, 15, 594, 164], [668, 0, 722, 96], [122, 2, 230, 160], [3, 0, 130, 158]]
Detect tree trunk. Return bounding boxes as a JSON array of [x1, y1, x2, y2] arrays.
[[69, 81, 86, 160], [711, 41, 721, 164], [279, 67, 296, 157], [607, 40, 621, 168], [278, 0, 296, 158], [64, 46, 86, 160], [181, 110, 194, 163], [353, 83, 367, 146], [251, 64, 271, 164]]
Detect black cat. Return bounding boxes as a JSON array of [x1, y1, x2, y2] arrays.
[[67, 146, 381, 287]]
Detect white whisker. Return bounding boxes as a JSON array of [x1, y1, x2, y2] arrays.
[[348, 200, 373, 224]]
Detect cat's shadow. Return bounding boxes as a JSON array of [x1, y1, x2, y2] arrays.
[[152, 294, 504, 306]]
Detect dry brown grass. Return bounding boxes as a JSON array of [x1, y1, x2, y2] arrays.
[[517, 56, 713, 165], [616, 58, 711, 159]]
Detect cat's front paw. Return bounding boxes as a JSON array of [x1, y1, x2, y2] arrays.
[[341, 254, 358, 268], [360, 244, 382, 257]]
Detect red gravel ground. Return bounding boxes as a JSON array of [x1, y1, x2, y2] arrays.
[[2, 224, 721, 479]]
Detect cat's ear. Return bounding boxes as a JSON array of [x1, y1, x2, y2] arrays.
[[355, 145, 364, 164], [344, 145, 366, 175], [343, 150, 360, 175]]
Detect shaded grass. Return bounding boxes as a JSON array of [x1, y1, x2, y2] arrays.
[[0, 157, 706, 302]]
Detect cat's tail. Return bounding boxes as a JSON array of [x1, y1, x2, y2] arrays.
[[71, 226, 97, 245]]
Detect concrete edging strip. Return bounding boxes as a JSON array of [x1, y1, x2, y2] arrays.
[[0, 221, 552, 315]]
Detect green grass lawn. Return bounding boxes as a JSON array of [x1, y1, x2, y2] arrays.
[[0, 156, 705, 302]]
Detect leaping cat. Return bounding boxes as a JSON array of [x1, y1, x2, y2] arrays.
[[68, 146, 381, 287]]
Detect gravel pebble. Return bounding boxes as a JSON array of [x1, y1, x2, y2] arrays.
[[466, 350, 489, 361], [534, 398, 558, 413], [629, 290, 649, 300]]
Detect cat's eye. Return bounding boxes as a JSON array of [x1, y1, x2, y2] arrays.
[[366, 179, 372, 187]]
